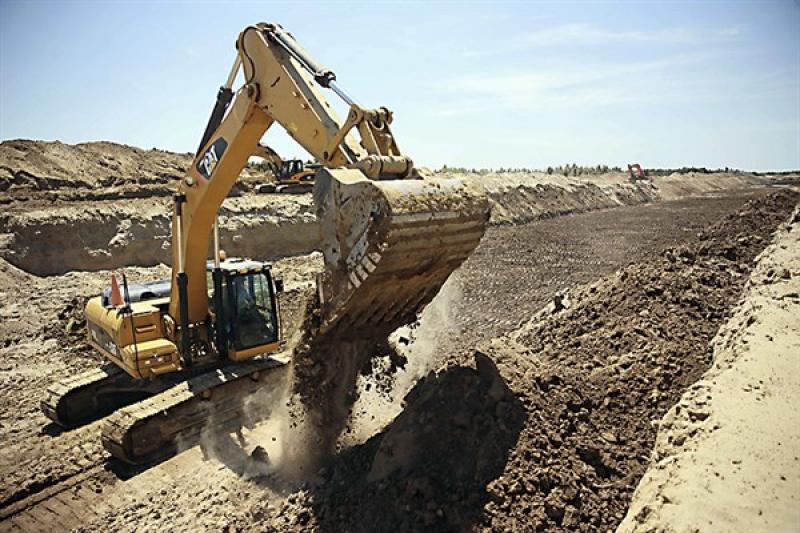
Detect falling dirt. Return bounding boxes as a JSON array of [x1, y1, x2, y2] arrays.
[[280, 292, 408, 479]]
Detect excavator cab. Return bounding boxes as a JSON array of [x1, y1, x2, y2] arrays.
[[206, 258, 282, 361], [278, 159, 309, 182]]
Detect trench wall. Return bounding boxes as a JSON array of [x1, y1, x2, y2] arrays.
[[0, 173, 766, 275]]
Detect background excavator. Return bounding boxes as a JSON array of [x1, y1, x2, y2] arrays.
[[628, 163, 649, 183], [41, 22, 489, 464], [252, 143, 317, 194]]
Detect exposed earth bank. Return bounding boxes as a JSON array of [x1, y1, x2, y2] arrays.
[[618, 205, 800, 532], [249, 190, 796, 532], [20, 190, 788, 533], [0, 140, 777, 275], [1, 138, 798, 533]]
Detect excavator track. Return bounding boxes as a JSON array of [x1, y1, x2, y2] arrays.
[[101, 355, 289, 465], [41, 365, 172, 427]]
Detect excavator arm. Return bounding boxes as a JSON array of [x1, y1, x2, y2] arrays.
[[251, 143, 283, 173], [168, 22, 489, 360]]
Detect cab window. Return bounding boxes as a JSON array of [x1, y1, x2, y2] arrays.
[[229, 272, 278, 350]]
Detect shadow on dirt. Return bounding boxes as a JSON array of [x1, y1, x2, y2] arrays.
[[40, 422, 66, 438], [183, 351, 525, 530], [304, 351, 526, 532]]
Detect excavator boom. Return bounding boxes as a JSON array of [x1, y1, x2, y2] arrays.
[[174, 22, 489, 345]]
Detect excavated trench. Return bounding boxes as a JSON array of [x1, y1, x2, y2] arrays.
[[258, 189, 800, 532], [0, 178, 662, 275], [0, 182, 794, 531]]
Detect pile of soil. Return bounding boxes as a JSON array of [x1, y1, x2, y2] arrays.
[[0, 139, 269, 205], [619, 205, 800, 531], [256, 190, 797, 531]]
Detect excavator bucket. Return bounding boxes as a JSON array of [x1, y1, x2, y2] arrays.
[[314, 168, 490, 338]]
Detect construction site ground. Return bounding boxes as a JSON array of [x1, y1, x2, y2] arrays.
[[1, 140, 798, 532], [2, 180, 798, 530]]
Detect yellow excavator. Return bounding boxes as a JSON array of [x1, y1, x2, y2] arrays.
[[252, 143, 317, 194], [42, 22, 489, 464]]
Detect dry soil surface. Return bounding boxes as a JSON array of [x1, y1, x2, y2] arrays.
[[0, 139, 269, 205], [256, 189, 796, 532], [2, 188, 795, 532], [618, 205, 800, 532], [2, 139, 797, 532]]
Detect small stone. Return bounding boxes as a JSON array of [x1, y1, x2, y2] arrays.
[[562, 506, 579, 528], [544, 500, 565, 523], [601, 431, 617, 444], [295, 509, 310, 525], [251, 445, 270, 464]]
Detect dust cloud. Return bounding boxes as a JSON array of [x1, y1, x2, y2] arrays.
[[185, 277, 463, 484], [342, 277, 463, 446]]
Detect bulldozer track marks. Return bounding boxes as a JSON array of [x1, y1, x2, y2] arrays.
[[0, 446, 232, 532], [0, 465, 111, 532]]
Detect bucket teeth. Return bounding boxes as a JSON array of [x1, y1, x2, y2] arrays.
[[314, 168, 489, 337]]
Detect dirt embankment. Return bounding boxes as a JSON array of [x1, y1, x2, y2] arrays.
[[0, 195, 317, 275], [619, 205, 800, 532], [2, 189, 793, 532], [241, 190, 797, 532], [0, 140, 775, 276], [0, 139, 268, 204]]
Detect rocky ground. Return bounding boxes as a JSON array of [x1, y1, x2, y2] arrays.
[[0, 140, 798, 532]]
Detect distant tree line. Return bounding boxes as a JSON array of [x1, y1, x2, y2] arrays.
[[437, 164, 749, 176], [246, 160, 759, 177]]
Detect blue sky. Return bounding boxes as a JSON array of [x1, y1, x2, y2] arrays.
[[1, 1, 798, 170]]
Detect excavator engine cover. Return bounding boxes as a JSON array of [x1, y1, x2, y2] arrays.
[[314, 168, 489, 337]]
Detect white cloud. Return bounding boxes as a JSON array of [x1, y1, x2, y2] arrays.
[[434, 54, 714, 116], [466, 23, 743, 57]]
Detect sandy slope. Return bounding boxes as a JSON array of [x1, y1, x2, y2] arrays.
[[618, 205, 800, 532]]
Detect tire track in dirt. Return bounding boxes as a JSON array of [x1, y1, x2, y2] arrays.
[[442, 189, 776, 360]]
